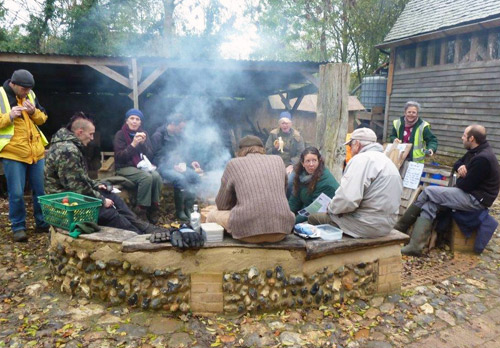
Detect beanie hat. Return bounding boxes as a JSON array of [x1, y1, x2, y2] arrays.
[[239, 135, 264, 149], [279, 111, 292, 122], [125, 108, 144, 122], [11, 69, 35, 88]]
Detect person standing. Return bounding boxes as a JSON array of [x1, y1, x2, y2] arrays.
[[389, 101, 438, 163], [0, 69, 49, 242]]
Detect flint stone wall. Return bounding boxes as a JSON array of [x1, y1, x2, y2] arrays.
[[48, 227, 408, 314]]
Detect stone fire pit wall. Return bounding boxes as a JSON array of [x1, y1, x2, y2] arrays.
[[48, 227, 408, 314]]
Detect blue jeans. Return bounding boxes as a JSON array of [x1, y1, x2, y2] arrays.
[[3, 158, 48, 232], [287, 172, 295, 198]]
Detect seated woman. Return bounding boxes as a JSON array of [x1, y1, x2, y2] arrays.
[[113, 108, 163, 224], [289, 147, 339, 224], [207, 135, 295, 243]]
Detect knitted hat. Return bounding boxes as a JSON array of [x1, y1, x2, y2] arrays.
[[239, 135, 264, 149], [279, 111, 292, 122], [11, 69, 35, 88], [344, 128, 377, 145], [125, 108, 144, 122]]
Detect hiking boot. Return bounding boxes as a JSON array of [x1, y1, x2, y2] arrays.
[[35, 225, 50, 233], [134, 206, 149, 222], [401, 217, 433, 256], [394, 204, 422, 234], [147, 205, 161, 225], [13, 230, 28, 242]]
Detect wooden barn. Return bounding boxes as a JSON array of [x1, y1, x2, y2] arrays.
[[378, 0, 500, 159]]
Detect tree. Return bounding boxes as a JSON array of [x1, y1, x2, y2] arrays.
[[252, 0, 409, 81]]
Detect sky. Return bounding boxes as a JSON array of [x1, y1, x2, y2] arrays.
[[2, 0, 260, 59]]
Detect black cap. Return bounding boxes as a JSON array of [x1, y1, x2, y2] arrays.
[[11, 69, 35, 88], [239, 135, 264, 149]]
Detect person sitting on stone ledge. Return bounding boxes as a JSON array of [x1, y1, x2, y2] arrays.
[[288, 146, 339, 224], [395, 124, 500, 256], [44, 112, 167, 236], [308, 128, 403, 238], [207, 135, 295, 243]]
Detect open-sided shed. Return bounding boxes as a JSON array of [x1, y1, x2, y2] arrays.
[[0, 52, 322, 149]]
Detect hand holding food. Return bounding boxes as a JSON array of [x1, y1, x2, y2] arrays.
[[273, 137, 285, 153]]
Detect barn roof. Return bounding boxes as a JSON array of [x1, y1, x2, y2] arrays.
[[380, 0, 500, 48]]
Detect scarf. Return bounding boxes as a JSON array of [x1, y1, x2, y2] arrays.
[[299, 172, 313, 185], [404, 116, 418, 128], [121, 124, 142, 167]]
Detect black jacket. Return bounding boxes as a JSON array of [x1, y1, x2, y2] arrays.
[[453, 141, 500, 207]]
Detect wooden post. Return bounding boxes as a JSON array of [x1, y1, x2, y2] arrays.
[[316, 63, 350, 181], [130, 58, 139, 109], [383, 49, 395, 141], [440, 40, 447, 64]]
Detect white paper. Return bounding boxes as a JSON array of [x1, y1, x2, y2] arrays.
[[298, 193, 332, 217], [403, 162, 425, 189], [385, 143, 407, 155], [111, 188, 121, 193]]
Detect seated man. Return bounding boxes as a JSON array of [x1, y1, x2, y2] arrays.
[[308, 128, 403, 238], [396, 124, 500, 256], [152, 113, 201, 221], [207, 135, 295, 243], [44, 112, 169, 236]]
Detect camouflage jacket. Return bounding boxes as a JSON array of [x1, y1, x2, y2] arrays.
[[265, 128, 305, 166], [45, 127, 104, 201]]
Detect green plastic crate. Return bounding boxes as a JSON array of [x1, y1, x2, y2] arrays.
[[38, 192, 102, 230]]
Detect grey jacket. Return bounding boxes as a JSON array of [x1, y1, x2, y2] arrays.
[[327, 143, 402, 238]]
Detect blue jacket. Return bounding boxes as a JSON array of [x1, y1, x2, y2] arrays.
[[452, 209, 498, 254]]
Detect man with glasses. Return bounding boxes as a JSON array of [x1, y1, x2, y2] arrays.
[[396, 125, 500, 256], [308, 128, 402, 238]]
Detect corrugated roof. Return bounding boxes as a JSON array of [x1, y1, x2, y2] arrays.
[[384, 0, 500, 43]]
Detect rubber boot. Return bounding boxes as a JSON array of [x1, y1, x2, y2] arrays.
[[184, 191, 196, 219], [394, 204, 422, 234], [174, 188, 189, 221], [401, 217, 433, 256]]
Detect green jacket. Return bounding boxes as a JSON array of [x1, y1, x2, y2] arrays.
[[288, 167, 339, 223], [45, 128, 105, 202], [389, 116, 438, 162], [265, 128, 305, 166]]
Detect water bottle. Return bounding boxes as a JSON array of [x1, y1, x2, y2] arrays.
[[190, 204, 201, 234]]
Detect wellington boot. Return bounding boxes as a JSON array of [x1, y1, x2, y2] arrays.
[[394, 204, 422, 234], [184, 191, 196, 219], [174, 188, 189, 221], [401, 217, 433, 256]]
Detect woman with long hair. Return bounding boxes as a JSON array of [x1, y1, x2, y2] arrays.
[[289, 147, 339, 223]]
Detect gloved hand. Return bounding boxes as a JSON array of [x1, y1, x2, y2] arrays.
[[170, 230, 184, 247], [170, 225, 204, 248], [180, 228, 204, 248]]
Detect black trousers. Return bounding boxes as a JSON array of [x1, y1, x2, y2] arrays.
[[97, 191, 151, 234]]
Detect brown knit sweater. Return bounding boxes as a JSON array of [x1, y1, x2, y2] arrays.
[[215, 154, 295, 240]]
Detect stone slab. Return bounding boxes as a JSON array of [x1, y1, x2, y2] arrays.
[[55, 226, 137, 243]]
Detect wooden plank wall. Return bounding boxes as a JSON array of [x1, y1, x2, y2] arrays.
[[387, 59, 500, 159]]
